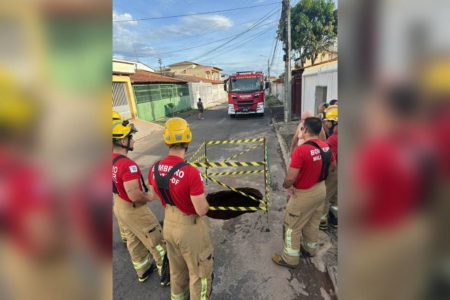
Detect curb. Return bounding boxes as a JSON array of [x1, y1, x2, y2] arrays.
[[271, 117, 290, 171]]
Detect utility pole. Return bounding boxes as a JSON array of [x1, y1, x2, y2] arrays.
[[158, 58, 162, 76], [267, 58, 271, 95], [283, 0, 292, 123]]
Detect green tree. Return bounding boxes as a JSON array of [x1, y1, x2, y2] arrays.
[[290, 0, 337, 67]]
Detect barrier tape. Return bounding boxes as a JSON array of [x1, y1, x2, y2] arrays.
[[207, 170, 264, 177], [209, 205, 267, 212], [206, 138, 264, 145], [191, 154, 206, 164], [223, 144, 260, 162], [187, 142, 205, 162], [203, 175, 267, 207], [190, 161, 265, 168]]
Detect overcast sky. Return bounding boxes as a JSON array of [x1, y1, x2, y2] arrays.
[[113, 0, 337, 76]]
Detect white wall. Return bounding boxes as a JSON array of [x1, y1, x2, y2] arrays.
[[301, 62, 338, 114], [188, 82, 227, 109], [271, 83, 285, 103]]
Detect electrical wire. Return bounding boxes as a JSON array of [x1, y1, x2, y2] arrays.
[[113, 2, 281, 22], [188, 8, 280, 62]]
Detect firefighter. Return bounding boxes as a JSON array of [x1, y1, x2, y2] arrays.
[[320, 106, 338, 230], [112, 119, 170, 285], [148, 117, 213, 300], [112, 111, 129, 244], [272, 117, 335, 268], [323, 105, 338, 138], [290, 111, 327, 153]]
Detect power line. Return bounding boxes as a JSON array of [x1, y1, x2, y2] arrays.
[[197, 24, 277, 63], [153, 20, 278, 57], [113, 2, 281, 22], [188, 8, 281, 62]]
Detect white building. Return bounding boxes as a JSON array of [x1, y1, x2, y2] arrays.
[[301, 60, 338, 114]]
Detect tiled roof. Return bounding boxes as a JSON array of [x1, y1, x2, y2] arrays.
[[130, 70, 187, 84]]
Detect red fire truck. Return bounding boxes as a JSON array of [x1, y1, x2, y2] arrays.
[[224, 71, 267, 117]]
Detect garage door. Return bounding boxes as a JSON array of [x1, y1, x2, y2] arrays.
[[112, 82, 132, 120]]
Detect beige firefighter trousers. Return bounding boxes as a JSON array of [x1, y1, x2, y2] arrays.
[[323, 166, 338, 219], [163, 205, 214, 300], [113, 195, 166, 278], [282, 181, 326, 265]]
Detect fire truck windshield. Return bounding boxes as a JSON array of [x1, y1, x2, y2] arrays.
[[230, 77, 262, 93]]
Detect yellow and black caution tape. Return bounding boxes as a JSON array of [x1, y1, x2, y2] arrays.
[[191, 154, 206, 164], [209, 205, 267, 212], [203, 175, 267, 207], [207, 170, 264, 177], [187, 142, 205, 162], [206, 138, 264, 145], [223, 144, 260, 162], [190, 161, 265, 168]]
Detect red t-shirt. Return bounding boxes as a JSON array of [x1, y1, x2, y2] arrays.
[[290, 138, 334, 189], [112, 153, 143, 203], [148, 155, 204, 215], [327, 128, 338, 163], [355, 136, 423, 228]]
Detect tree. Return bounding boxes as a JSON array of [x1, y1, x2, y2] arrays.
[[290, 0, 337, 67]]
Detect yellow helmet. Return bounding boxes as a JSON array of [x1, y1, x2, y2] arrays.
[[112, 111, 122, 121], [163, 117, 192, 144], [324, 105, 338, 122], [421, 59, 450, 96], [112, 121, 134, 140], [0, 71, 36, 132]]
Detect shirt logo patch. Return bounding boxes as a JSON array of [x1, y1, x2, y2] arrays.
[[129, 165, 138, 173]]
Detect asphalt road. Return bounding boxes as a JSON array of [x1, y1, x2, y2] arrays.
[[113, 104, 337, 299]]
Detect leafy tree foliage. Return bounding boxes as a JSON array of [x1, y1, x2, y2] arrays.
[[290, 0, 337, 66]]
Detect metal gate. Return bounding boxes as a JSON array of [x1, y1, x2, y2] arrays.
[[112, 82, 132, 119]]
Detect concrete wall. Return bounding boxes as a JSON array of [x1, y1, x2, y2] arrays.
[[301, 61, 338, 115], [188, 82, 227, 109], [271, 83, 285, 103]]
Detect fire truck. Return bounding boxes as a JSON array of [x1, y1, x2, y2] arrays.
[[224, 71, 268, 117]]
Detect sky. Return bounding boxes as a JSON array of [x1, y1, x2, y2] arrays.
[[113, 0, 337, 76]]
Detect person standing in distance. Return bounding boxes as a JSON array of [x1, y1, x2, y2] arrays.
[[197, 98, 204, 120]]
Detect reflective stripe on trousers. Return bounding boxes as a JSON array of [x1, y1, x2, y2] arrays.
[[284, 228, 300, 256], [171, 289, 189, 300], [156, 244, 166, 259], [133, 253, 151, 270], [301, 236, 319, 250], [200, 278, 208, 300]]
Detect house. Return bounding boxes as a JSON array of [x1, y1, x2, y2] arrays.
[[167, 61, 222, 81], [113, 58, 155, 73], [301, 58, 338, 116], [112, 60, 138, 119]]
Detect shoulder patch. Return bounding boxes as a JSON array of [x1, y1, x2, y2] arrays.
[[129, 165, 138, 173]]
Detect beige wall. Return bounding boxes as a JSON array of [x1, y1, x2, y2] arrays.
[[303, 52, 338, 68], [169, 64, 220, 80], [113, 61, 135, 74]]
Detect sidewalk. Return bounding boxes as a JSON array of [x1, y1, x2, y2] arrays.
[[150, 100, 227, 126]]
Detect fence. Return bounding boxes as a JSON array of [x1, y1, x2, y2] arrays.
[[133, 83, 191, 122]]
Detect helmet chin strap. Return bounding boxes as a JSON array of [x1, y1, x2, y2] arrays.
[[119, 135, 133, 151]]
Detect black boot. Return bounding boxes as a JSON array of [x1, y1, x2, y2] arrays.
[[160, 253, 170, 287]]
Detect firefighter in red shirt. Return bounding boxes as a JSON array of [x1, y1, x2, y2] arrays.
[[112, 119, 169, 285], [272, 117, 335, 268], [320, 106, 339, 230], [148, 117, 213, 300]]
